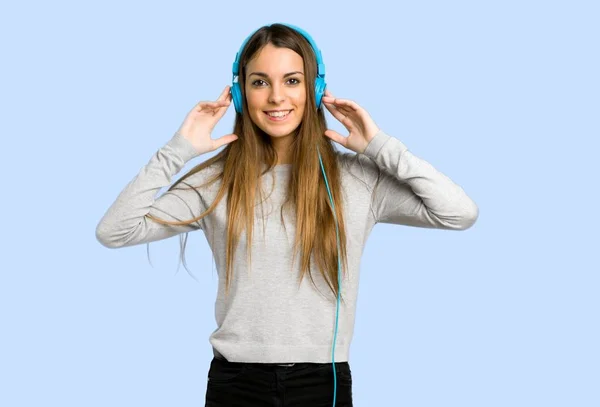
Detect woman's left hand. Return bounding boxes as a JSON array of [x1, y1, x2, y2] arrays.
[[322, 89, 380, 154]]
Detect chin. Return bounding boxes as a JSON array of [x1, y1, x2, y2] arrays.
[[262, 126, 300, 138]]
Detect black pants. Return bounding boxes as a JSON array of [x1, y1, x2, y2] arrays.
[[205, 356, 353, 406]]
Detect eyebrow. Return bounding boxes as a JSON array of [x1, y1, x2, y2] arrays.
[[248, 71, 304, 78]]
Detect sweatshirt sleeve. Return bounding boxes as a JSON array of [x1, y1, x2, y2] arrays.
[[95, 131, 209, 248], [361, 130, 479, 230]]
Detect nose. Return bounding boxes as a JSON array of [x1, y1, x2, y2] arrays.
[[268, 84, 285, 104]]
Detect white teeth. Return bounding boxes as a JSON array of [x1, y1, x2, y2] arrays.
[[266, 110, 290, 117]]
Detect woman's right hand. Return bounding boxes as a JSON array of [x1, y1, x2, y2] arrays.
[[177, 85, 238, 155]]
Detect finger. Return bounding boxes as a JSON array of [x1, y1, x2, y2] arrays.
[[213, 133, 239, 149], [323, 96, 358, 117], [324, 129, 347, 147], [334, 104, 354, 116], [216, 93, 233, 115], [217, 85, 231, 101], [197, 100, 229, 110], [322, 95, 335, 104], [323, 96, 359, 115], [330, 101, 358, 119], [324, 102, 355, 130], [342, 115, 356, 129], [212, 100, 231, 118], [221, 91, 232, 105], [331, 98, 360, 112], [323, 99, 347, 123]]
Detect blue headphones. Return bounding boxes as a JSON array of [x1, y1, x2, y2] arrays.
[[230, 23, 327, 113]]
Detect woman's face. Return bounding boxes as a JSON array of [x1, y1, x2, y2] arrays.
[[244, 43, 306, 142]]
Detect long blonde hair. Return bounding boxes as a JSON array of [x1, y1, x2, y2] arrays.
[[147, 24, 349, 303]]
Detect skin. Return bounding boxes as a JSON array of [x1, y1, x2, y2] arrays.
[[244, 43, 306, 164]]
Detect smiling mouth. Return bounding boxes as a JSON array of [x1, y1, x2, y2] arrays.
[[264, 110, 292, 120]]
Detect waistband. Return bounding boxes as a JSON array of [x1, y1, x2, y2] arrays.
[[215, 354, 297, 367], [214, 354, 347, 368]]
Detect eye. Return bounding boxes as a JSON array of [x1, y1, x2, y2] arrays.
[[250, 78, 301, 87]]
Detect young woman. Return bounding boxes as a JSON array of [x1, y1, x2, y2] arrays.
[[96, 23, 478, 407]]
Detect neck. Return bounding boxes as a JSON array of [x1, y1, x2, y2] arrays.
[[270, 134, 295, 165]]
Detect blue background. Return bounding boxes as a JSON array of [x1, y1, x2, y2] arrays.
[[1, 0, 598, 406]]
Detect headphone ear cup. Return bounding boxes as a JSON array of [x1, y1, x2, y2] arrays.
[[314, 77, 326, 109], [231, 82, 243, 113]]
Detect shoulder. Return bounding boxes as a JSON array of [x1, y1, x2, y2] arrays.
[[335, 148, 381, 192]]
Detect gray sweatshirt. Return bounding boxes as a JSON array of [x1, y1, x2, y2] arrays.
[[96, 130, 478, 363]]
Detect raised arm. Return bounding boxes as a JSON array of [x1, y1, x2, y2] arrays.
[[321, 90, 478, 230], [362, 130, 479, 230], [96, 86, 238, 248], [95, 132, 207, 248]]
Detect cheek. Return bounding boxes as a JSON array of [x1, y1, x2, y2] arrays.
[[295, 92, 307, 113], [245, 93, 263, 120], [245, 91, 259, 108], [295, 90, 307, 110]]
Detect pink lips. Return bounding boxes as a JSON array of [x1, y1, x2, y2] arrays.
[[264, 110, 292, 122]]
